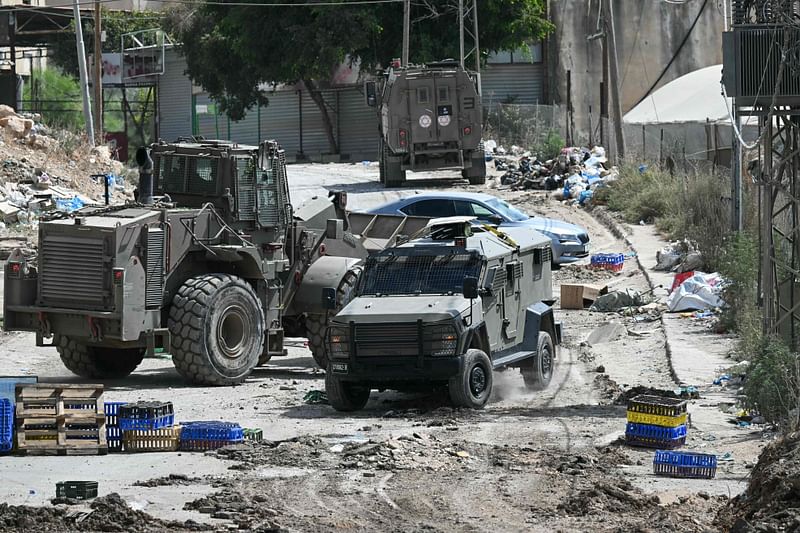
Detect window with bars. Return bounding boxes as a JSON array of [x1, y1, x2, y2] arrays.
[[359, 251, 481, 296]]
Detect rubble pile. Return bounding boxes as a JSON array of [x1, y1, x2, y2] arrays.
[[0, 493, 207, 532], [717, 431, 800, 532], [0, 105, 135, 245], [486, 143, 618, 207]]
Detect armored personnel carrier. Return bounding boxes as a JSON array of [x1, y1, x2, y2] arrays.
[[365, 60, 486, 187], [322, 217, 561, 410]]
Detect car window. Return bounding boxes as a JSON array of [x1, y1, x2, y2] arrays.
[[401, 199, 456, 217], [453, 200, 494, 220], [470, 202, 494, 218]]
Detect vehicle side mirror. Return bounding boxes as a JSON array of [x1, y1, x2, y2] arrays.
[[365, 81, 377, 107], [257, 141, 271, 170], [487, 214, 503, 225], [322, 287, 337, 310], [463, 277, 479, 299]]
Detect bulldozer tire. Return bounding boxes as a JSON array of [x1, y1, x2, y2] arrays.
[[306, 315, 328, 369], [55, 334, 144, 379], [168, 274, 264, 386], [305, 266, 362, 369]]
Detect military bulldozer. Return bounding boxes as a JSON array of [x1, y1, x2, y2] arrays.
[[365, 60, 486, 188], [3, 138, 427, 386]]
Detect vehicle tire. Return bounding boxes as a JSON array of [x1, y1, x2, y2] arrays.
[[468, 154, 487, 185], [522, 332, 555, 390], [306, 266, 361, 369], [326, 368, 370, 411], [55, 334, 144, 379], [168, 274, 264, 386], [448, 349, 493, 409]]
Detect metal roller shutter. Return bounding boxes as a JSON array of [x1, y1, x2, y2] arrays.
[[158, 48, 193, 142], [481, 63, 544, 107], [338, 87, 380, 161]]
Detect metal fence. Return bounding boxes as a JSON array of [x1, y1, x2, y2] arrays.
[[483, 103, 566, 158]]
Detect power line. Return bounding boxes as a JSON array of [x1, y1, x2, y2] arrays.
[[7, 0, 400, 14]]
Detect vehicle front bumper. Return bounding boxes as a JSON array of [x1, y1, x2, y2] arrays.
[[552, 240, 590, 263], [328, 354, 462, 382]]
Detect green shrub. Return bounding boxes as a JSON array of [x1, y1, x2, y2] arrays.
[[743, 335, 800, 430], [23, 68, 84, 132]]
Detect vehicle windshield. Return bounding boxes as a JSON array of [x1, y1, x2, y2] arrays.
[[485, 198, 529, 222], [359, 251, 482, 296]]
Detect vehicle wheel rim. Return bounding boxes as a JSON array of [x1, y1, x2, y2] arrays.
[[541, 346, 553, 378], [218, 305, 249, 359], [470, 365, 487, 396]]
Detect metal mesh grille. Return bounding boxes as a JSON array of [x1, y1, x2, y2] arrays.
[[187, 157, 217, 195], [359, 252, 481, 296], [145, 228, 165, 309], [355, 323, 419, 357], [40, 234, 108, 310], [235, 158, 256, 222], [160, 156, 186, 192], [491, 267, 506, 293]]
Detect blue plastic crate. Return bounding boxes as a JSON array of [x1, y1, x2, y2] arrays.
[[118, 402, 174, 430], [0, 398, 13, 453], [653, 450, 717, 479], [0, 376, 38, 407], [104, 402, 127, 452], [625, 422, 687, 449], [180, 421, 244, 442]]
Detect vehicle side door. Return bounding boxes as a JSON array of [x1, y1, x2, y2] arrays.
[[400, 199, 457, 218]]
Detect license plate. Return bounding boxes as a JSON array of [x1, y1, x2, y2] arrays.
[[331, 362, 349, 373]]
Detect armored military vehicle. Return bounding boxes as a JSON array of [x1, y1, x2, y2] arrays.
[[322, 217, 561, 410], [3, 138, 427, 386], [365, 60, 486, 187]]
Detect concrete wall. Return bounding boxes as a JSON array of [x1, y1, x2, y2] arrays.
[[548, 0, 725, 149]]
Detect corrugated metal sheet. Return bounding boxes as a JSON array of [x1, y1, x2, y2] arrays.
[[300, 90, 336, 157], [481, 63, 544, 106], [260, 90, 301, 156], [339, 88, 380, 161], [158, 48, 193, 142]]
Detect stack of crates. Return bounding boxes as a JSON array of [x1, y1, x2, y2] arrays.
[[104, 402, 126, 452], [180, 421, 244, 451], [625, 394, 688, 449], [590, 253, 625, 272], [0, 376, 38, 454], [653, 450, 717, 479], [119, 402, 181, 452], [0, 398, 12, 453]]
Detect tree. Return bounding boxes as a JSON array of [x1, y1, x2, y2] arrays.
[[165, 0, 552, 154]]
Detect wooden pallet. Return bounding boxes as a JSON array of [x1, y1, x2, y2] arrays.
[[15, 384, 107, 455]]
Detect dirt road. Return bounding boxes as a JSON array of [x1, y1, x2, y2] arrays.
[[0, 164, 763, 532]]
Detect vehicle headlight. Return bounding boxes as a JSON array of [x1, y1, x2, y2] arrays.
[[423, 324, 458, 357], [326, 326, 350, 358]]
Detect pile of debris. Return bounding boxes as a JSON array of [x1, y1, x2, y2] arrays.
[[486, 144, 618, 207], [0, 105, 52, 150], [717, 431, 800, 531], [656, 240, 704, 273]]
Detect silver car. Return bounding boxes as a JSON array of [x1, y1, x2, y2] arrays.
[[367, 192, 590, 264]]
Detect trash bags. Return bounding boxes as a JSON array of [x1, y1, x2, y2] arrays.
[[666, 272, 725, 312]]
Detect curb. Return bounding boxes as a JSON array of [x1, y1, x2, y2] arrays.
[[588, 207, 681, 386]]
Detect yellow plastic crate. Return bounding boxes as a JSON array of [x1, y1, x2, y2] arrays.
[[626, 410, 687, 428]]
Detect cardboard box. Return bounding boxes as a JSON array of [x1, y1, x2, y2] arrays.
[[560, 283, 608, 309]]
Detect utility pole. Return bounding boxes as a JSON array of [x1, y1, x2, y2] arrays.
[[93, 0, 102, 142], [471, 0, 480, 95], [73, 0, 95, 146], [731, 108, 743, 231], [458, 0, 464, 68], [402, 0, 410, 66], [604, 0, 624, 159]]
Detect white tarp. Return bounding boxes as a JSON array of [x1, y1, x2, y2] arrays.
[[624, 65, 730, 125], [666, 272, 726, 312]]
